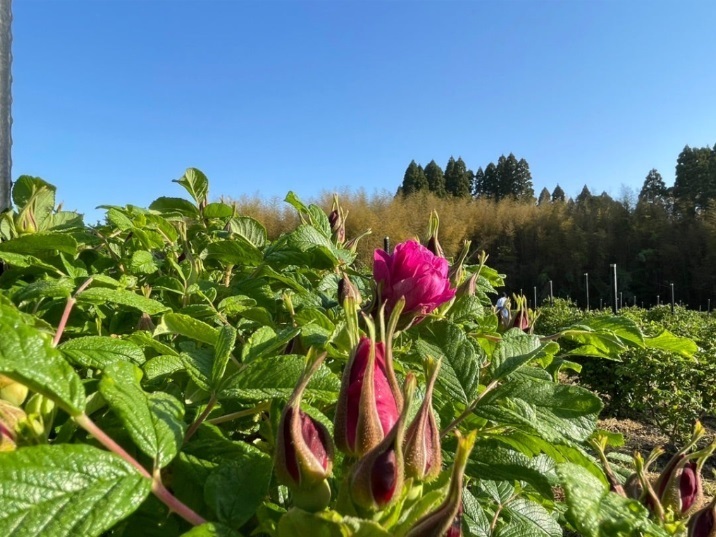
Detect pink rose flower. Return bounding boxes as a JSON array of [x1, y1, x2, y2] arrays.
[[374, 240, 456, 316]]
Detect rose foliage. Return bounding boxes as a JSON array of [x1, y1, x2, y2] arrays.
[[0, 170, 705, 536]]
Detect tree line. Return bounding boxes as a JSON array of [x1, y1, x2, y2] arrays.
[[232, 144, 716, 309], [392, 144, 716, 308]]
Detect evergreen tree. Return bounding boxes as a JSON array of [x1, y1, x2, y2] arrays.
[[494, 153, 534, 201], [538, 187, 551, 205], [482, 163, 499, 200], [576, 185, 592, 205], [444, 156, 472, 198], [424, 160, 446, 197], [638, 169, 668, 204], [673, 145, 714, 213], [399, 160, 429, 196], [473, 167, 485, 197], [551, 185, 566, 202]]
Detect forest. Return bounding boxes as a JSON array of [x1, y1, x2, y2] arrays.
[[234, 143, 716, 309]]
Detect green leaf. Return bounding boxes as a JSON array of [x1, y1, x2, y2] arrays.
[[645, 328, 698, 358], [12, 277, 75, 302], [220, 355, 340, 403], [278, 509, 393, 537], [226, 216, 267, 248], [0, 444, 151, 537], [557, 462, 669, 537], [467, 440, 554, 498], [61, 336, 146, 369], [416, 320, 483, 404], [78, 287, 170, 315], [206, 239, 263, 266], [0, 232, 78, 256], [100, 361, 185, 468], [0, 303, 85, 416], [174, 168, 209, 206], [143, 355, 186, 382], [155, 313, 219, 345], [149, 196, 200, 217], [12, 176, 56, 231], [204, 454, 273, 529], [491, 333, 559, 381], [212, 326, 236, 391], [240, 325, 301, 363], [203, 202, 234, 219], [496, 498, 561, 537], [130, 250, 160, 274], [477, 379, 602, 444], [0, 251, 63, 273]]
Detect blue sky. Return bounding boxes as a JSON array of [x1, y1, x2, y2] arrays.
[[11, 1, 716, 220]]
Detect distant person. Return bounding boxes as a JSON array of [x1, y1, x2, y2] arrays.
[[496, 292, 510, 326]]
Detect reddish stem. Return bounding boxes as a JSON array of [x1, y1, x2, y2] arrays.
[[52, 277, 94, 347], [76, 414, 207, 526]]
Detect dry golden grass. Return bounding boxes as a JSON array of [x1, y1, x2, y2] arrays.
[[225, 190, 543, 267]]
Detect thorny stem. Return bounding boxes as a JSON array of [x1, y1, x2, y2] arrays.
[[206, 401, 270, 425], [52, 277, 94, 347], [183, 395, 217, 444], [441, 380, 500, 438], [76, 414, 207, 526]]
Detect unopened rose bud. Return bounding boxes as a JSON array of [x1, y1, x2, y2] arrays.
[[659, 457, 703, 518], [623, 473, 644, 500], [425, 210, 445, 258], [350, 375, 416, 511], [328, 196, 346, 245], [275, 352, 334, 511], [404, 357, 442, 482], [688, 498, 716, 537], [335, 337, 402, 457], [513, 309, 529, 331], [136, 313, 156, 332], [455, 273, 477, 298], [406, 429, 477, 537], [338, 274, 362, 307]]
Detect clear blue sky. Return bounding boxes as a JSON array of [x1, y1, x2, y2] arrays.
[[11, 1, 716, 221]]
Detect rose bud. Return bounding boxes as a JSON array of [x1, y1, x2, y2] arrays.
[[328, 195, 346, 245], [455, 273, 477, 299], [338, 273, 362, 307], [374, 240, 456, 318], [688, 498, 716, 537], [406, 429, 478, 537], [659, 456, 705, 518], [275, 352, 334, 512], [404, 356, 442, 482], [334, 336, 402, 457], [426, 211, 445, 259], [623, 473, 644, 500], [350, 374, 416, 511]]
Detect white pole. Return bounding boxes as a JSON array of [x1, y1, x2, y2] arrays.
[[0, 0, 11, 212]]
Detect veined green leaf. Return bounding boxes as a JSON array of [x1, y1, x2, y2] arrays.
[[226, 216, 266, 248], [557, 463, 669, 537], [61, 336, 146, 369], [645, 328, 698, 358], [240, 325, 300, 363], [204, 455, 273, 529], [155, 313, 219, 345], [220, 355, 340, 403], [149, 196, 200, 217], [496, 498, 561, 537], [491, 333, 559, 380], [416, 320, 483, 403], [130, 250, 159, 274], [12, 277, 75, 302], [174, 168, 209, 206], [0, 303, 85, 416], [180, 522, 242, 537], [203, 202, 234, 219], [0, 444, 151, 537], [206, 238, 263, 266], [0, 232, 78, 256], [100, 361, 185, 468], [211, 326, 237, 391], [78, 287, 170, 315]]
